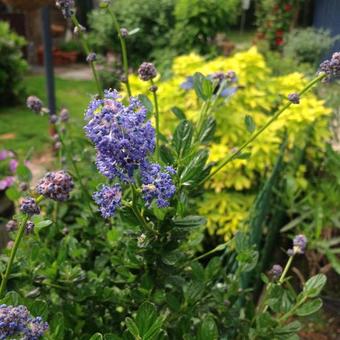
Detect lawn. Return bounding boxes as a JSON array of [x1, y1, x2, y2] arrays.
[[0, 75, 95, 158]]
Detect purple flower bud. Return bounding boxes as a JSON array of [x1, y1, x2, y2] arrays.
[[25, 220, 35, 234], [74, 25, 86, 35], [49, 115, 59, 124], [60, 108, 70, 122], [120, 28, 129, 38], [138, 62, 157, 81], [270, 264, 283, 280], [20, 197, 40, 216], [86, 52, 97, 63], [56, 0, 75, 18], [54, 142, 62, 150], [26, 96, 43, 114], [318, 51, 340, 81], [0, 150, 8, 161], [149, 85, 158, 92], [226, 70, 237, 83], [293, 234, 307, 254], [288, 93, 300, 104], [36, 170, 74, 202], [9, 159, 18, 173], [6, 220, 17, 232]]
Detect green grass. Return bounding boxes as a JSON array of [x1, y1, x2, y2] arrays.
[[0, 76, 95, 158]]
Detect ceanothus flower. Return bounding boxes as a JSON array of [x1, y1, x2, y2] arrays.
[[141, 163, 176, 208], [270, 264, 283, 280], [84, 90, 155, 181], [138, 62, 157, 81], [93, 184, 122, 218], [36, 170, 74, 202], [319, 51, 340, 81], [0, 304, 48, 339], [26, 96, 43, 114]]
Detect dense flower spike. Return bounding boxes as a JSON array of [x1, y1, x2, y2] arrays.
[[26, 96, 43, 114], [0, 304, 48, 339], [84, 90, 155, 181], [49, 114, 58, 124], [93, 184, 122, 218], [56, 0, 75, 18], [319, 51, 340, 81], [138, 62, 157, 81], [141, 163, 176, 208], [288, 93, 300, 104], [20, 197, 40, 216], [36, 170, 74, 202]]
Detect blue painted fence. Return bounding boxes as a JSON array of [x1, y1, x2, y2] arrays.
[[313, 0, 340, 57]]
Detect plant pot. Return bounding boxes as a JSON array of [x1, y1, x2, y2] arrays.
[[37, 47, 79, 66], [2, 0, 53, 11]]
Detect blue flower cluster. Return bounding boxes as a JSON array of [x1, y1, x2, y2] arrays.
[[141, 163, 176, 208], [85, 90, 155, 182], [85, 90, 176, 217], [0, 304, 48, 340], [93, 184, 122, 218]]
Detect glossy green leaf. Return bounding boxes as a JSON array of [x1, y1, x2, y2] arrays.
[[244, 115, 256, 133], [172, 120, 194, 158], [138, 94, 153, 113], [125, 318, 140, 338], [296, 298, 323, 316], [16, 163, 32, 182], [197, 315, 218, 340], [173, 215, 206, 228], [171, 106, 186, 121], [90, 334, 104, 340], [303, 274, 327, 298], [193, 72, 213, 101]]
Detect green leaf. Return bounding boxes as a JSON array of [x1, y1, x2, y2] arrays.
[[172, 120, 194, 158], [29, 300, 48, 319], [0, 291, 21, 305], [173, 215, 206, 228], [135, 302, 163, 339], [296, 298, 323, 316], [303, 274, 327, 298], [193, 72, 213, 101], [90, 334, 104, 340], [275, 321, 301, 335], [138, 94, 153, 113], [234, 152, 251, 160], [16, 163, 32, 182], [5, 186, 21, 201], [159, 145, 175, 165], [179, 149, 209, 184], [171, 106, 186, 121], [244, 115, 256, 133], [197, 315, 218, 340], [161, 250, 184, 266], [197, 116, 216, 144], [125, 318, 140, 338]]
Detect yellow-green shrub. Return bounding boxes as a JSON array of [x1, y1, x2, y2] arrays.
[[128, 47, 331, 239]]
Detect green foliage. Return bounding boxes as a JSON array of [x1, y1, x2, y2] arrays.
[[284, 28, 338, 67], [172, 0, 240, 54], [0, 21, 27, 106], [88, 0, 175, 66]]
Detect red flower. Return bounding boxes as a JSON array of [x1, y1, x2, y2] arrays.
[[285, 4, 292, 11], [275, 37, 284, 46], [276, 30, 284, 37]]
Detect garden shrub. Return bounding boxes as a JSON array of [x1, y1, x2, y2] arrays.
[[88, 0, 175, 66], [284, 28, 338, 67], [127, 47, 331, 239], [0, 1, 336, 338], [172, 0, 241, 54], [0, 21, 27, 106]]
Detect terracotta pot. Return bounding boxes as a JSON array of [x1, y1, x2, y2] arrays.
[[3, 0, 53, 11], [37, 47, 79, 66]]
